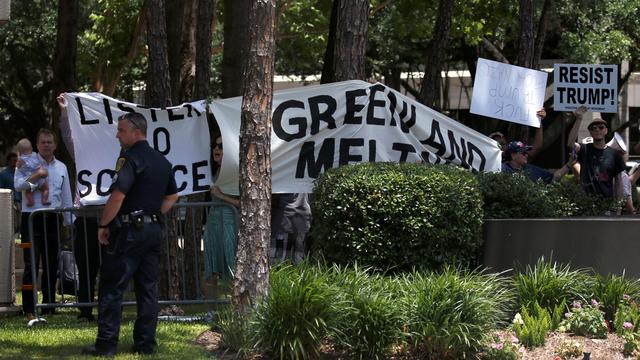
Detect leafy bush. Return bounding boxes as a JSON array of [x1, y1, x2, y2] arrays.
[[328, 266, 405, 359], [559, 299, 608, 338], [512, 302, 551, 348], [591, 273, 640, 325], [512, 257, 591, 314], [400, 267, 513, 359], [252, 263, 343, 359], [477, 172, 616, 218], [615, 295, 640, 335], [311, 162, 484, 273], [482, 334, 523, 360]]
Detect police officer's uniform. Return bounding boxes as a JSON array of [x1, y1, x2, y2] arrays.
[[94, 140, 177, 355]]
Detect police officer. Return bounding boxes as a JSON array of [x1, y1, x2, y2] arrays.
[[83, 112, 178, 356]]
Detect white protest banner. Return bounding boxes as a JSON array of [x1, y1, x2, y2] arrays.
[[553, 64, 618, 113], [64, 93, 211, 206], [210, 80, 501, 195], [470, 58, 548, 127]]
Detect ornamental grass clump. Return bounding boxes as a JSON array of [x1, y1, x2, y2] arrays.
[[252, 263, 343, 359], [591, 273, 640, 325], [400, 267, 513, 359], [328, 265, 405, 360], [215, 306, 253, 355], [512, 257, 591, 314]]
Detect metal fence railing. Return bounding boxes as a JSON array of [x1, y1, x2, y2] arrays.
[[20, 201, 235, 321]]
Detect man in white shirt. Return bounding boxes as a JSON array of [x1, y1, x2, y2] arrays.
[[14, 128, 73, 322]]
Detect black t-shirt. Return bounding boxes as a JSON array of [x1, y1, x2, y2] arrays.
[[113, 140, 178, 214], [577, 143, 625, 198]]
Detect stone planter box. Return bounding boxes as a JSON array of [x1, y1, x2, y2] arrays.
[[482, 217, 640, 277]]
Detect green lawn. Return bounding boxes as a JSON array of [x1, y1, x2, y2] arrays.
[[1, 298, 215, 359]]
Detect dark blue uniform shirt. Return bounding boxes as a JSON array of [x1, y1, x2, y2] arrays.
[[112, 140, 178, 214]]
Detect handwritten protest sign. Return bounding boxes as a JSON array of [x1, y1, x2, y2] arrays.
[[553, 64, 618, 113], [470, 58, 548, 127]]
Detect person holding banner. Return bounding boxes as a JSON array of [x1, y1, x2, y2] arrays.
[[502, 141, 575, 184], [83, 112, 178, 356], [203, 136, 239, 283], [567, 107, 625, 199]]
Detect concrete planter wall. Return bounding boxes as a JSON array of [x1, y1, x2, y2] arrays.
[[482, 217, 640, 277]]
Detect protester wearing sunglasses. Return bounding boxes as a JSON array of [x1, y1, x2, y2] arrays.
[[567, 106, 626, 200], [501, 141, 574, 184]]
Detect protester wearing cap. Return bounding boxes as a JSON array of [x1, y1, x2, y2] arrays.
[[567, 106, 626, 199], [502, 141, 574, 184], [607, 132, 635, 214]]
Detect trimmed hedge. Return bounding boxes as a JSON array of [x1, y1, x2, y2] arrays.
[[310, 162, 484, 273], [477, 172, 616, 218]]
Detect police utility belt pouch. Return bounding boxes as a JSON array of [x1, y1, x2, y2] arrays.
[[119, 210, 160, 229]]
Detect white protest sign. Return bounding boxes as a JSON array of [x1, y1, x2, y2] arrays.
[[553, 64, 618, 113], [470, 58, 548, 127], [210, 80, 501, 195], [64, 93, 211, 206]]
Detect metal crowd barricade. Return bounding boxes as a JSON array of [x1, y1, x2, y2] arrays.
[[22, 201, 235, 321]]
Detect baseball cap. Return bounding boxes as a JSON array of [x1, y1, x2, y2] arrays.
[[505, 141, 533, 154], [587, 118, 608, 130]]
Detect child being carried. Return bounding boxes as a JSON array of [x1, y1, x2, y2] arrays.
[[16, 138, 50, 207]]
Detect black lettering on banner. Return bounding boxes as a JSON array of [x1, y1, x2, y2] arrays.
[[191, 160, 209, 191], [344, 89, 367, 124], [339, 138, 364, 165], [296, 139, 335, 178], [420, 119, 446, 156], [173, 165, 188, 192], [103, 98, 114, 124], [150, 109, 159, 122], [366, 84, 386, 126], [447, 130, 470, 169], [308, 95, 337, 135], [78, 170, 92, 197], [387, 91, 398, 127], [183, 103, 202, 117], [153, 127, 171, 155], [557, 87, 566, 103], [559, 66, 569, 83], [96, 169, 116, 196], [76, 97, 99, 125], [273, 99, 306, 142], [368, 139, 376, 162], [167, 108, 185, 121], [392, 143, 416, 162], [397, 101, 416, 133], [117, 102, 137, 114], [466, 142, 487, 172]]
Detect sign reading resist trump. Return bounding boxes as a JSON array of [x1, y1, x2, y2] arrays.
[[64, 93, 212, 206], [553, 63, 618, 113], [211, 80, 501, 195]]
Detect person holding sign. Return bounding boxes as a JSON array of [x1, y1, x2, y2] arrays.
[[84, 112, 178, 356], [501, 141, 575, 183], [567, 107, 625, 199]]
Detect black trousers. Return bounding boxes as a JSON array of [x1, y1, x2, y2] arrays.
[[95, 223, 162, 353], [73, 215, 101, 317], [21, 212, 60, 315]]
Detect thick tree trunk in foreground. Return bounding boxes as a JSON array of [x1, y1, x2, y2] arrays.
[[233, 0, 276, 314], [323, 0, 369, 82], [195, 0, 216, 99], [419, 0, 453, 109], [221, 0, 249, 98]]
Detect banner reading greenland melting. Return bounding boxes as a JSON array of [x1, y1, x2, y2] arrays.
[[211, 80, 501, 195]]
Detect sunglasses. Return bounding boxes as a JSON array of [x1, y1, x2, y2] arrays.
[[214, 143, 223, 150], [589, 125, 606, 131]]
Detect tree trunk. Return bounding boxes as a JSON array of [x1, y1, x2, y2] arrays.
[[233, 0, 276, 314], [517, 0, 534, 68], [221, 0, 249, 98], [146, 0, 178, 305], [532, 0, 552, 70], [419, 0, 453, 109], [332, 0, 369, 82], [195, 0, 216, 99], [177, 0, 197, 101], [146, 0, 172, 107], [51, 0, 78, 172], [166, 0, 183, 104], [320, 0, 339, 84]]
